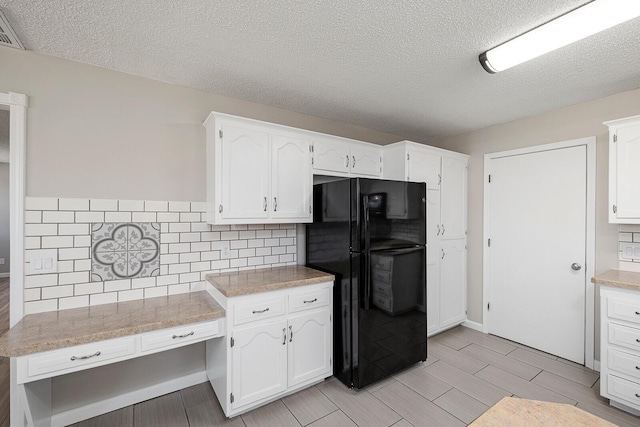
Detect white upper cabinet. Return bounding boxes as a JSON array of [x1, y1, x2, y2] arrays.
[[440, 156, 467, 240], [408, 148, 441, 190], [205, 113, 313, 224], [312, 136, 382, 177], [606, 115, 640, 223], [271, 135, 312, 220]]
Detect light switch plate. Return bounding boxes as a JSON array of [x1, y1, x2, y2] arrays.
[[621, 242, 640, 260], [29, 249, 58, 274], [221, 242, 231, 259]]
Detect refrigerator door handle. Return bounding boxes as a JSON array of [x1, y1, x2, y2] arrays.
[[362, 195, 371, 310]]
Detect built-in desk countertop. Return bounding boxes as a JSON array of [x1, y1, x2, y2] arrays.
[[205, 265, 335, 297], [591, 269, 640, 292], [0, 291, 225, 357]]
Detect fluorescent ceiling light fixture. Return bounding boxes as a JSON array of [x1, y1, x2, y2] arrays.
[[479, 0, 640, 73]]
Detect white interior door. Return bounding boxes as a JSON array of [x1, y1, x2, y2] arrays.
[[487, 145, 587, 363]]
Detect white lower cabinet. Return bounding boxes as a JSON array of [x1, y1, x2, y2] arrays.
[[207, 282, 333, 417], [600, 286, 640, 415]]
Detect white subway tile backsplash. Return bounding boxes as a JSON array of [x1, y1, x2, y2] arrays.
[[132, 212, 157, 222], [105, 211, 132, 222], [59, 295, 89, 310], [25, 211, 42, 223], [25, 224, 58, 236], [22, 196, 297, 313], [25, 299, 58, 314], [59, 198, 89, 211], [41, 236, 74, 249], [76, 211, 105, 223], [59, 224, 90, 235], [169, 201, 191, 212], [119, 200, 144, 211], [90, 199, 118, 211]]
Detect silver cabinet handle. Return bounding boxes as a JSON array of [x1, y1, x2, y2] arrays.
[[252, 307, 269, 314], [71, 351, 101, 361], [263, 197, 267, 212], [636, 366, 640, 370], [303, 298, 317, 304], [613, 204, 617, 214], [289, 325, 293, 343], [438, 174, 441, 186], [571, 263, 582, 271], [346, 155, 350, 167], [282, 328, 286, 345], [442, 224, 445, 235], [635, 311, 640, 315], [352, 156, 356, 168], [436, 225, 440, 236], [274, 197, 277, 212], [218, 205, 223, 213], [172, 331, 194, 339], [636, 338, 640, 343], [441, 249, 445, 259]]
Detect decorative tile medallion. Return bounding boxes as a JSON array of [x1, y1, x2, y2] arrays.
[[91, 223, 160, 281]]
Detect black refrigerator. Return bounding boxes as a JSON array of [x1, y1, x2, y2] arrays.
[[306, 178, 426, 389]]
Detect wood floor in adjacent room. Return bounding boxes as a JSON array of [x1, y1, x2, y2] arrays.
[[67, 325, 640, 427], [0, 277, 10, 427]]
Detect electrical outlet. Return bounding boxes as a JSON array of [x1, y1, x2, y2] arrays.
[[221, 242, 231, 259], [0, 258, 4, 265], [622, 242, 640, 260]]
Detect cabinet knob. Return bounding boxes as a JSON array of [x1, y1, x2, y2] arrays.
[[571, 263, 582, 271]]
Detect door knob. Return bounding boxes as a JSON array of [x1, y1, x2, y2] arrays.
[[571, 263, 582, 271]]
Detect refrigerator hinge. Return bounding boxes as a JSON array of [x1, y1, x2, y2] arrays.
[[230, 337, 234, 348], [230, 393, 234, 403]]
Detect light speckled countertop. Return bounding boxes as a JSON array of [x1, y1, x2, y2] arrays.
[[591, 269, 640, 292], [0, 291, 225, 357], [470, 397, 614, 426], [206, 265, 335, 297]]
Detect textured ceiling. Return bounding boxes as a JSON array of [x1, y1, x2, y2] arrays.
[[1, 0, 639, 141]]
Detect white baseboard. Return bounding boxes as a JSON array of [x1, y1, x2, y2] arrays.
[[0, 272, 10, 278], [51, 371, 207, 427], [462, 320, 483, 332]]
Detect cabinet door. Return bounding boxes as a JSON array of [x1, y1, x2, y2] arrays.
[[426, 190, 441, 335], [440, 156, 467, 239], [408, 149, 441, 190], [271, 135, 312, 221], [220, 122, 270, 220], [439, 239, 466, 329], [313, 138, 350, 174], [615, 123, 640, 220], [287, 309, 331, 387], [231, 320, 287, 409], [351, 144, 382, 177]]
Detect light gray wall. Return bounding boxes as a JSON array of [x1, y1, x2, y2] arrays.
[[0, 162, 9, 275], [428, 87, 640, 359], [0, 48, 404, 201]]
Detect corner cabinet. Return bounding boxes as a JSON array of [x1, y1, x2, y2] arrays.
[[605, 115, 640, 224], [206, 282, 333, 417], [384, 141, 468, 335], [204, 113, 313, 224]]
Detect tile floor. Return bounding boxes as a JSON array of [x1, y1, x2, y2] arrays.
[[61, 325, 640, 426]]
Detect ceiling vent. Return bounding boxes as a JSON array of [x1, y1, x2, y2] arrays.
[[0, 10, 24, 50]]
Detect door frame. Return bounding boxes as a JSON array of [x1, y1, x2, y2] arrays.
[[483, 137, 596, 370], [0, 92, 27, 327]]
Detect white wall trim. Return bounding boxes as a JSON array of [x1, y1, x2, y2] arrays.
[[0, 272, 10, 278], [461, 320, 483, 332], [483, 137, 597, 370]]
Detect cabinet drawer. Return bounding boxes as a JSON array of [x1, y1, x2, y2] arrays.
[[373, 295, 392, 312], [289, 288, 329, 313], [609, 322, 640, 353], [141, 320, 221, 353], [608, 297, 640, 325], [607, 374, 640, 409], [234, 295, 286, 326], [27, 337, 136, 379], [373, 283, 392, 298], [608, 347, 640, 380], [372, 269, 391, 284], [371, 257, 392, 271]]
